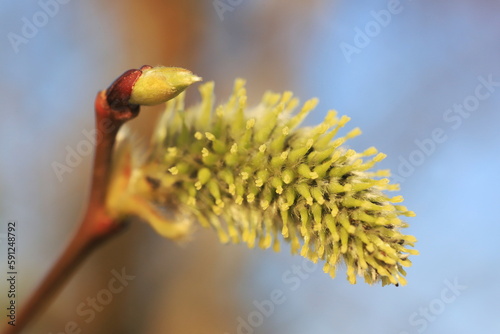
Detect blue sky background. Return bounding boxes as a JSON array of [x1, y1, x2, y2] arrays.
[[1, 1, 499, 333]]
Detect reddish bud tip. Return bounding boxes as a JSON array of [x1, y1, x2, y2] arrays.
[[106, 68, 144, 109]]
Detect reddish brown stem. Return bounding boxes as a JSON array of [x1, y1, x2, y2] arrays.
[[1, 91, 139, 334]]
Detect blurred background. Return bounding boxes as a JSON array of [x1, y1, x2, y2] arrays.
[[1, 0, 499, 333]]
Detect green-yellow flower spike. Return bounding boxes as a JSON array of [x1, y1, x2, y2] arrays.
[[129, 67, 202, 106], [109, 79, 418, 286]]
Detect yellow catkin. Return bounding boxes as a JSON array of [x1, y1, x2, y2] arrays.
[[122, 79, 417, 286]]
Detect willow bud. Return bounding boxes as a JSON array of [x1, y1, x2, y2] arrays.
[[129, 67, 202, 106], [106, 65, 202, 108]]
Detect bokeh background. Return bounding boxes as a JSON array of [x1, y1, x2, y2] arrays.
[[1, 1, 499, 333]]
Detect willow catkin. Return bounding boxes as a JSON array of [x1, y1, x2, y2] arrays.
[[108, 79, 418, 286]]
